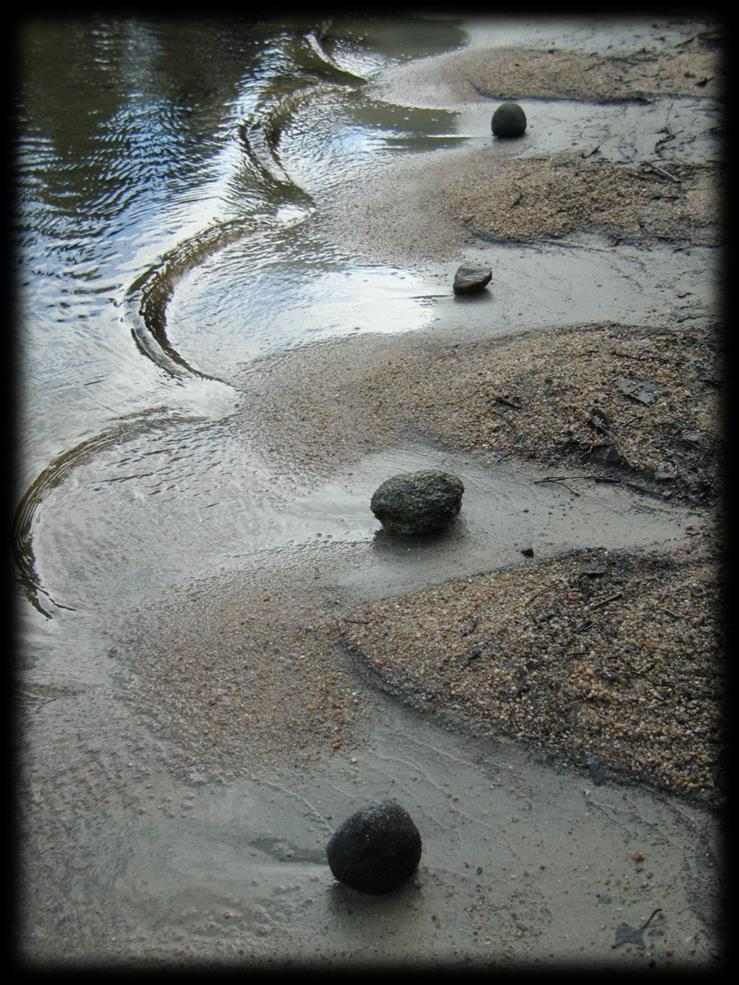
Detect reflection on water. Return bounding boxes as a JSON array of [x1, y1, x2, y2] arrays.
[[13, 14, 467, 615], [167, 229, 443, 378]]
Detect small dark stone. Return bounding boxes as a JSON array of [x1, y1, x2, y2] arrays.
[[326, 801, 422, 894], [491, 102, 527, 138], [371, 469, 464, 535], [521, 546, 535, 558], [615, 376, 660, 405], [453, 265, 492, 295], [586, 754, 606, 786], [580, 563, 607, 577]]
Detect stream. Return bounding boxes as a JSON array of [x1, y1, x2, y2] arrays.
[[14, 14, 721, 967]]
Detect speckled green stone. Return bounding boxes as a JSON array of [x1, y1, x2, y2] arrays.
[[370, 469, 464, 535]]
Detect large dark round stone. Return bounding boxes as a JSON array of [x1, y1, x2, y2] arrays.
[[491, 101, 527, 138], [370, 469, 464, 535], [326, 801, 423, 894]]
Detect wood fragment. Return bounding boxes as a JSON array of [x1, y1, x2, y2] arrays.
[[642, 161, 681, 183], [494, 395, 522, 410], [534, 476, 581, 496], [590, 591, 624, 611], [525, 580, 563, 607]]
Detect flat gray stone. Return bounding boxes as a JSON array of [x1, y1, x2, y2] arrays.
[[615, 376, 660, 405], [453, 265, 492, 295]]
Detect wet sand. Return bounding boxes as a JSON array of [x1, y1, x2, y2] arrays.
[[235, 319, 723, 506]]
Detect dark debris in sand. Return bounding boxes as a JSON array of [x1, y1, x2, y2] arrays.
[[339, 547, 726, 807]]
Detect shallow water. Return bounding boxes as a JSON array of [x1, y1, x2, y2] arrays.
[[14, 14, 721, 968]]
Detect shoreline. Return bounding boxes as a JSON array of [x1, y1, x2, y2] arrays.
[[120, 108, 726, 808], [229, 35, 724, 806]]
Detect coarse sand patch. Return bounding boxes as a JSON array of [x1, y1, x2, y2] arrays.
[[339, 547, 725, 806], [237, 320, 724, 505], [452, 45, 721, 102], [449, 156, 722, 245], [319, 152, 722, 261], [370, 37, 723, 106]]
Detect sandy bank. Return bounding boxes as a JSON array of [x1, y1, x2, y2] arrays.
[[371, 39, 722, 106], [221, 27, 725, 804], [340, 547, 723, 807], [237, 319, 722, 508], [317, 148, 722, 263]]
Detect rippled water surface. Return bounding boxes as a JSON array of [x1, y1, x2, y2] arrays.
[[14, 15, 472, 615]]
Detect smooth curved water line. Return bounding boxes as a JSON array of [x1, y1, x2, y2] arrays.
[[14, 29, 367, 614], [239, 82, 346, 195], [236, 28, 364, 196], [124, 216, 264, 382], [122, 29, 361, 381], [12, 412, 201, 616]]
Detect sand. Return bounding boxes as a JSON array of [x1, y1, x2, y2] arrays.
[[112, 28, 726, 806], [220, 34, 725, 807], [372, 38, 723, 105], [21, 19, 725, 968]]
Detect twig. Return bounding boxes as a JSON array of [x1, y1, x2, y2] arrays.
[[620, 480, 654, 496], [640, 908, 662, 932], [494, 395, 522, 410], [525, 580, 563, 607], [573, 591, 624, 631], [535, 474, 597, 483], [590, 591, 623, 611], [611, 908, 663, 949], [534, 476, 581, 497], [642, 161, 681, 183]]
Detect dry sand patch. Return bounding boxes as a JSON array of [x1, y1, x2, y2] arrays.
[[458, 45, 721, 102], [450, 155, 721, 245], [238, 320, 723, 505], [340, 548, 724, 806], [372, 38, 722, 105], [320, 152, 722, 259]]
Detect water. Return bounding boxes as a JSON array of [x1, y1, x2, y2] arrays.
[[14, 15, 720, 616], [13, 14, 721, 967]]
